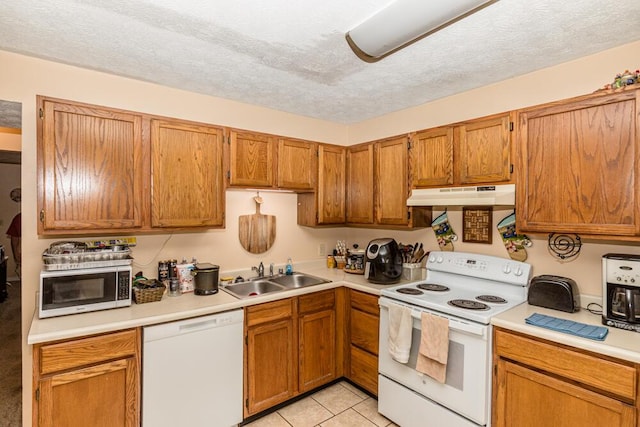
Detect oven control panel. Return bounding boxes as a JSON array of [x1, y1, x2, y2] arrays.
[[427, 251, 531, 286]]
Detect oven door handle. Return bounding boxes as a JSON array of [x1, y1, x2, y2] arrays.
[[410, 310, 487, 337]]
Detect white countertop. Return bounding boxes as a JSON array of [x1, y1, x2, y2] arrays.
[[492, 300, 640, 363], [27, 261, 399, 345]]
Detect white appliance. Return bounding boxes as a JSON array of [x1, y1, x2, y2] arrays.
[[406, 184, 515, 206], [378, 251, 531, 427], [142, 309, 244, 427]]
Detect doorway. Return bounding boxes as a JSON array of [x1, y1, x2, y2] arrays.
[[0, 99, 22, 427]]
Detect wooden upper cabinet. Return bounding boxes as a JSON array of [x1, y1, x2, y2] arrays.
[[277, 138, 317, 190], [411, 112, 513, 188], [298, 144, 346, 226], [346, 143, 375, 224], [457, 114, 512, 184], [516, 89, 640, 236], [317, 144, 346, 224], [376, 136, 410, 225], [228, 129, 276, 188], [411, 126, 454, 187], [37, 97, 145, 233], [150, 120, 225, 228]]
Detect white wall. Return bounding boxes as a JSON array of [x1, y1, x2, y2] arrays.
[[2, 39, 640, 426]]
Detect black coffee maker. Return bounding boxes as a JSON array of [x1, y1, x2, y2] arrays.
[[364, 238, 402, 284]]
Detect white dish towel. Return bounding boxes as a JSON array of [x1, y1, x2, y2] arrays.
[[387, 302, 413, 363]]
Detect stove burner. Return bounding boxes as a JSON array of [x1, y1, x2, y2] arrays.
[[448, 299, 490, 310], [396, 288, 424, 295], [417, 283, 450, 292], [476, 295, 507, 304]]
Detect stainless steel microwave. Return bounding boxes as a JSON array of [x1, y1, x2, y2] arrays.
[[39, 266, 132, 318]]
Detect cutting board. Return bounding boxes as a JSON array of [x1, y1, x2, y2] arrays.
[[239, 197, 276, 254]]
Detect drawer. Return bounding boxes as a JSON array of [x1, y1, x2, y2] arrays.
[[494, 328, 636, 401], [38, 329, 138, 375], [246, 298, 293, 327], [351, 309, 379, 355], [350, 290, 379, 316], [349, 345, 378, 396], [298, 289, 335, 314]]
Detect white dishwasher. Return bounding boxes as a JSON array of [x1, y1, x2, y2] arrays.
[[142, 309, 244, 427]]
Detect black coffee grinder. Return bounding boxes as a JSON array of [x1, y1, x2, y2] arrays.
[[364, 238, 402, 284]]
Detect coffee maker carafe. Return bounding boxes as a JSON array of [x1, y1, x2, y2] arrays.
[[602, 253, 640, 333]]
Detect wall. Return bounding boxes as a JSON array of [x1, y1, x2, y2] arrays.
[[2, 39, 640, 426], [0, 129, 21, 151]]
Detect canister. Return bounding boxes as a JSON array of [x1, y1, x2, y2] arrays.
[[192, 263, 220, 295]]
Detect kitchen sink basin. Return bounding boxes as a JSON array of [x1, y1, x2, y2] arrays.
[[222, 272, 330, 299], [222, 280, 286, 299], [269, 273, 330, 288]]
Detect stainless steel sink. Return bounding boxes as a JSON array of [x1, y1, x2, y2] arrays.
[[222, 272, 330, 299], [269, 273, 330, 288], [222, 280, 286, 299]]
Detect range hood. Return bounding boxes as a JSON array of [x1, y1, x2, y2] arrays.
[[407, 184, 515, 206]]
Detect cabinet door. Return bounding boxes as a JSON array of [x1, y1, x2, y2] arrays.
[[376, 136, 409, 225], [457, 114, 512, 184], [411, 126, 454, 187], [517, 91, 639, 236], [346, 143, 374, 224], [245, 319, 296, 416], [277, 138, 316, 190], [299, 309, 336, 392], [229, 129, 276, 187], [39, 358, 139, 427], [38, 97, 144, 232], [494, 360, 635, 427], [151, 120, 225, 227], [317, 144, 346, 224]]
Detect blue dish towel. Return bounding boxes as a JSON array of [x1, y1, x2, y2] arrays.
[[525, 313, 609, 341]]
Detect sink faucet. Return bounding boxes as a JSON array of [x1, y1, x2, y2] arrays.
[[269, 263, 274, 277], [252, 262, 265, 278]]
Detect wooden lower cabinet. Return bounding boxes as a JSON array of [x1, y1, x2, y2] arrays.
[[493, 327, 637, 427], [244, 290, 337, 417], [33, 329, 141, 427], [347, 289, 379, 396]]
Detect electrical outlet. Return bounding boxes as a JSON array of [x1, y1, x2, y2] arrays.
[[318, 243, 326, 256]]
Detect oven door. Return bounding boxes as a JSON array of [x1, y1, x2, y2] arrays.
[[378, 297, 491, 426]]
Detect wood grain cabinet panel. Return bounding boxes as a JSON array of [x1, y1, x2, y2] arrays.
[[297, 144, 346, 226], [492, 328, 637, 427], [150, 119, 225, 228], [37, 97, 145, 233], [376, 136, 410, 225], [229, 129, 276, 188], [33, 329, 141, 427], [277, 138, 317, 190], [347, 290, 379, 396], [517, 89, 640, 236], [411, 112, 513, 188], [346, 143, 375, 224]]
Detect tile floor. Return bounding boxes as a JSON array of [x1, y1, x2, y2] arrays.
[[244, 381, 398, 427]]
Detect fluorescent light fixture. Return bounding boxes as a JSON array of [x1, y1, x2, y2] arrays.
[[346, 0, 496, 62]]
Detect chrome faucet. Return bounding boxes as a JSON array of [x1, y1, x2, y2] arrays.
[[252, 262, 265, 278], [269, 263, 275, 277]]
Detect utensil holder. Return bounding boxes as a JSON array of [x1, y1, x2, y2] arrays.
[[402, 263, 423, 281]]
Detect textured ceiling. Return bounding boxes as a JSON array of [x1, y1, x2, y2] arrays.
[[1, 1, 640, 124]]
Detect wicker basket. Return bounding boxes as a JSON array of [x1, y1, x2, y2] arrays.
[[133, 284, 165, 304]]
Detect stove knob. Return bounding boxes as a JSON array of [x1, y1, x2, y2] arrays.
[[502, 264, 511, 274], [436, 256, 444, 263], [514, 267, 523, 276], [428, 255, 436, 263]]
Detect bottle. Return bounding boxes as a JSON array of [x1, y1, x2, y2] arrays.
[[286, 257, 293, 275]]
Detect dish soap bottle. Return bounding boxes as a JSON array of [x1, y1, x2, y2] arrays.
[[286, 257, 293, 275]]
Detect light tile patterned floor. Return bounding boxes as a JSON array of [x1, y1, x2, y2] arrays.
[[244, 382, 398, 427]]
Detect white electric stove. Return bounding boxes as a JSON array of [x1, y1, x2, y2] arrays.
[[378, 251, 532, 427]]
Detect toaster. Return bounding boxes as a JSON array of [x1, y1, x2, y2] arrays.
[[528, 275, 580, 313]]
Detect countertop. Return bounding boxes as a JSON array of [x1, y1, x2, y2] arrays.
[[492, 300, 640, 363], [27, 261, 402, 345]]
